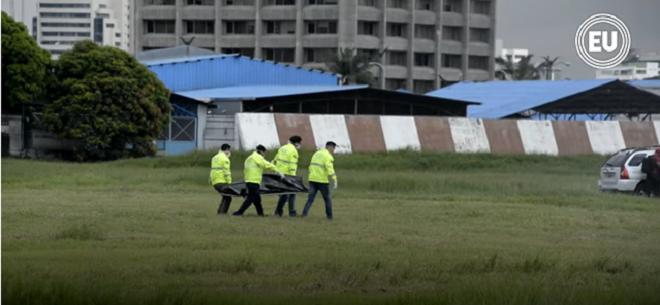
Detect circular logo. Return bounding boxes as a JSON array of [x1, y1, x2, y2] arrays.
[[575, 13, 631, 69]]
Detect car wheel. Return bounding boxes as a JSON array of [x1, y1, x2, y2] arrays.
[[633, 183, 648, 197]]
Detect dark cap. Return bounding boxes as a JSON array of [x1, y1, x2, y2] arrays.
[[221, 143, 231, 151], [326, 141, 337, 147], [256, 145, 267, 152]]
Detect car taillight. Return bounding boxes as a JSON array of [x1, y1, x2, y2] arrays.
[[620, 167, 630, 179]]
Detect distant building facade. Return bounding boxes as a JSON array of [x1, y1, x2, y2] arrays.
[[35, 0, 131, 58], [500, 47, 528, 63], [133, 0, 497, 93], [2, 0, 38, 36], [596, 53, 660, 80]]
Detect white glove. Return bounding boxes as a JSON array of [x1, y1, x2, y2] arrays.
[[278, 172, 285, 179], [333, 180, 338, 190]]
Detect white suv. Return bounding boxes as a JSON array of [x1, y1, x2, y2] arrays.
[[598, 147, 657, 195]]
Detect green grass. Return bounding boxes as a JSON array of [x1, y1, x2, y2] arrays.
[[2, 151, 660, 305]]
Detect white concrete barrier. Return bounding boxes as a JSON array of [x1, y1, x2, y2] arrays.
[[448, 118, 491, 153], [380, 116, 421, 151], [236, 113, 280, 150], [309, 115, 352, 154], [517, 120, 559, 156], [585, 121, 626, 155]]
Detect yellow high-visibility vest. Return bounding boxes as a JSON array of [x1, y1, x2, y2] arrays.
[[308, 148, 336, 184]]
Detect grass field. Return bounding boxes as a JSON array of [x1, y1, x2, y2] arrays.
[[2, 151, 660, 305]]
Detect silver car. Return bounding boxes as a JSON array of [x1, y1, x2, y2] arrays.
[[599, 147, 658, 195]]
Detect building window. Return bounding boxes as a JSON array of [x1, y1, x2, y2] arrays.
[[42, 31, 91, 37], [388, 0, 407, 9], [386, 78, 407, 90], [304, 48, 336, 63], [387, 51, 407, 66], [144, 20, 175, 34], [263, 0, 295, 5], [415, 24, 435, 39], [471, 0, 491, 15], [306, 20, 337, 34], [222, 48, 255, 57], [413, 80, 435, 93], [470, 28, 490, 43], [264, 48, 295, 63], [40, 12, 91, 18], [307, 0, 337, 4], [39, 3, 91, 8], [416, 0, 433, 10], [186, 0, 214, 5], [185, 20, 214, 34], [358, 0, 377, 7], [443, 0, 462, 13], [357, 21, 378, 36], [145, 0, 175, 5], [414, 53, 433, 67], [386, 23, 407, 38], [225, 0, 255, 4], [442, 54, 462, 68], [224, 21, 255, 34], [357, 48, 379, 61], [41, 22, 90, 28], [442, 26, 462, 41], [468, 55, 490, 70], [264, 20, 296, 34], [106, 23, 115, 28]]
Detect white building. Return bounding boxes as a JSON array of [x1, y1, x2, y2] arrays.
[[2, 0, 38, 36], [35, 0, 130, 58], [596, 53, 660, 80], [500, 48, 529, 63]]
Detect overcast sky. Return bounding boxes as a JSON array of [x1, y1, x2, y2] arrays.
[[496, 0, 660, 79]]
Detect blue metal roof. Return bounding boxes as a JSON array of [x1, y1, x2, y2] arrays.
[[629, 79, 660, 89], [176, 85, 369, 101], [144, 55, 340, 92], [426, 79, 616, 118]]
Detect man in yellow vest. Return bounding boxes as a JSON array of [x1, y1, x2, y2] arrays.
[[273, 135, 302, 217], [233, 145, 283, 216], [210, 144, 233, 214], [302, 141, 337, 220]]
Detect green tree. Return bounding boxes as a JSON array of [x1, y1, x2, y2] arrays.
[[494, 55, 541, 80], [43, 41, 171, 161], [1, 11, 51, 112], [326, 48, 377, 85]]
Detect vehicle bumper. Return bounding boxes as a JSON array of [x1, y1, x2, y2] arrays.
[[598, 180, 639, 192]]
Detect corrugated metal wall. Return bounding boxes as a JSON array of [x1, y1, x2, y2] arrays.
[[147, 56, 339, 92]]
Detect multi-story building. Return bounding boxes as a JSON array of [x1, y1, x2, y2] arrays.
[[133, 0, 496, 93], [499, 47, 528, 63], [2, 0, 38, 36], [35, 0, 131, 58], [596, 53, 660, 80]]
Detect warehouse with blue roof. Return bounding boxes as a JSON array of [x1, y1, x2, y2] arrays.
[[139, 48, 475, 155], [427, 79, 660, 120]]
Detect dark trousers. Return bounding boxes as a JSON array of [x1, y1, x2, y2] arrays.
[[302, 182, 332, 219], [275, 194, 297, 216], [233, 183, 264, 216], [213, 184, 233, 214], [644, 177, 660, 196]]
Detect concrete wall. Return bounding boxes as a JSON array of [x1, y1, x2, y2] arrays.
[[234, 113, 660, 156]]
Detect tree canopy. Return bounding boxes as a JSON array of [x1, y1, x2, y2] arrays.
[[326, 48, 377, 86], [43, 41, 171, 161], [1, 11, 51, 112], [494, 55, 541, 80]]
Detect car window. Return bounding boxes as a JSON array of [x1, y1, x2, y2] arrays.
[[628, 154, 646, 166], [604, 152, 630, 167]]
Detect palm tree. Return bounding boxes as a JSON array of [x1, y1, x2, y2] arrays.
[[494, 55, 541, 80], [326, 48, 377, 86], [538, 56, 560, 80]]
